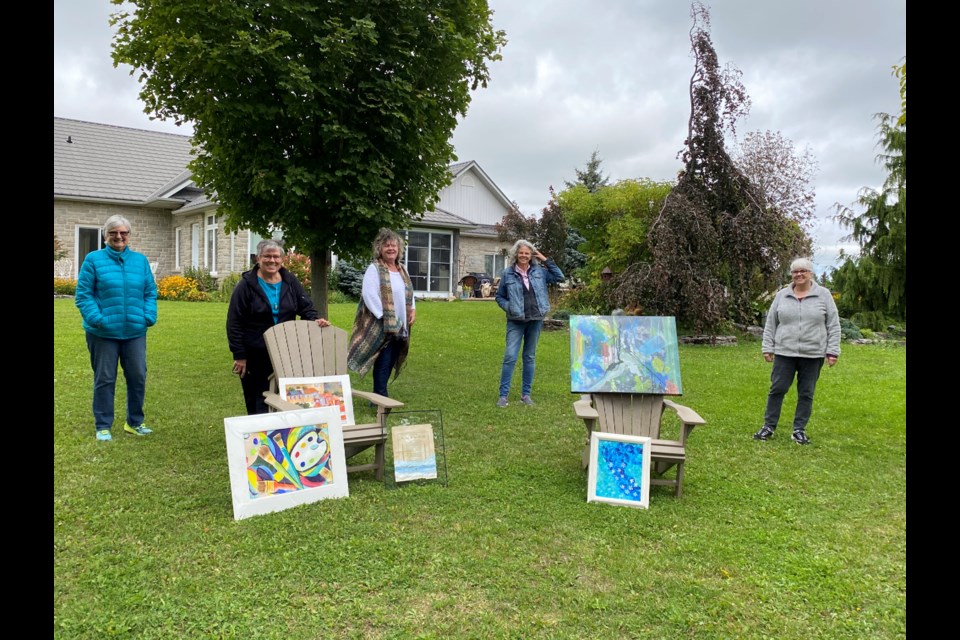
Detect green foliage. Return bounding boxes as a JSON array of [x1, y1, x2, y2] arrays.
[[54, 298, 906, 638], [54, 278, 77, 295], [894, 58, 905, 126], [326, 289, 356, 304], [851, 311, 894, 333], [839, 317, 863, 341], [333, 261, 365, 299], [563, 149, 610, 193], [833, 106, 906, 321], [556, 284, 617, 315], [217, 272, 242, 301], [614, 2, 811, 331], [111, 0, 506, 314], [181, 265, 216, 293], [54, 233, 68, 262]]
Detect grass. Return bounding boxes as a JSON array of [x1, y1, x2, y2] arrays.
[[54, 298, 906, 639]]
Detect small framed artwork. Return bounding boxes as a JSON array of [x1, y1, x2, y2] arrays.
[[223, 406, 348, 520], [383, 409, 448, 489], [279, 375, 355, 426], [587, 432, 652, 509]]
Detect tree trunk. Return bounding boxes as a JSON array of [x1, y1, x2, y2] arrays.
[[310, 248, 331, 320]]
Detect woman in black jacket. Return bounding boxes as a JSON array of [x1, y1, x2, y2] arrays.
[[226, 239, 330, 414]]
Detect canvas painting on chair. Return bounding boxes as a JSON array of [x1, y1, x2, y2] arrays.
[[570, 315, 683, 394], [587, 432, 652, 509], [223, 407, 348, 520], [279, 375, 355, 425]]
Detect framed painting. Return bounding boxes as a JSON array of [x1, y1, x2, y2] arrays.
[[587, 432, 652, 509], [223, 407, 348, 520], [570, 315, 683, 394], [392, 423, 438, 483], [383, 409, 448, 489], [279, 375, 355, 426]]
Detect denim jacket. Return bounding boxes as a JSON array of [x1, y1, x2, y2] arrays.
[[495, 259, 565, 321]]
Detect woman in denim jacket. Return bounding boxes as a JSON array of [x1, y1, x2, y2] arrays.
[[494, 240, 564, 407]]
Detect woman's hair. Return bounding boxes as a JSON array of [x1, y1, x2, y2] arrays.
[[506, 239, 538, 267], [372, 228, 405, 262], [103, 214, 132, 237], [790, 257, 815, 277], [256, 238, 286, 258]]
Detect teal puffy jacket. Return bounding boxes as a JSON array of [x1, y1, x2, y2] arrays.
[[75, 246, 158, 339]]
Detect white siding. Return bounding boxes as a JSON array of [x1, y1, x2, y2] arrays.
[[436, 168, 511, 226]]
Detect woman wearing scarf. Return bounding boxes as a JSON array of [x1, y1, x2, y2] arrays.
[[347, 229, 416, 398]]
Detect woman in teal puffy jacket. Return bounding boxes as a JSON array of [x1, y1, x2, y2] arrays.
[[75, 215, 158, 441]]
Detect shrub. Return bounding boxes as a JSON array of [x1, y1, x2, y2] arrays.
[[334, 261, 365, 299], [851, 311, 893, 332], [157, 275, 200, 301], [860, 328, 875, 339], [326, 290, 357, 305], [54, 278, 77, 296], [839, 317, 863, 341], [54, 234, 68, 262], [218, 272, 242, 301], [285, 253, 312, 289], [182, 266, 216, 293]]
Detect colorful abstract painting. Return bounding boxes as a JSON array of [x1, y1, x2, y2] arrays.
[[587, 432, 651, 509], [570, 315, 683, 394], [391, 423, 438, 483], [279, 375, 354, 425], [224, 407, 348, 520]]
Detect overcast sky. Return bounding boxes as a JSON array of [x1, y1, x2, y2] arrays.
[[54, 0, 906, 273]]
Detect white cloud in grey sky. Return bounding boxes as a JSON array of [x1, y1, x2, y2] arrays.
[[53, 0, 906, 273]]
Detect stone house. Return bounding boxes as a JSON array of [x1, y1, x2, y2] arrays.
[[54, 117, 517, 297]]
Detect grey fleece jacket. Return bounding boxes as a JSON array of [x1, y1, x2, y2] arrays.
[[762, 280, 841, 358]]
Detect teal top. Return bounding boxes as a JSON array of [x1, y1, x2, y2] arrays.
[[257, 278, 283, 324]]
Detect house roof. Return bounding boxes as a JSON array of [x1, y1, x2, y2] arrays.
[[54, 117, 195, 205], [417, 207, 477, 229]]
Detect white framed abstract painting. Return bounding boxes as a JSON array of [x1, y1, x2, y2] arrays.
[[223, 406, 348, 520], [278, 375, 355, 426], [587, 432, 652, 509]]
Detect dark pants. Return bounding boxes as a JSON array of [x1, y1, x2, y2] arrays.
[[372, 337, 401, 398], [240, 348, 274, 415], [763, 355, 824, 432], [85, 333, 147, 432]]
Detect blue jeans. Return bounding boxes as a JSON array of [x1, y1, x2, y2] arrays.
[[85, 333, 148, 432], [498, 319, 543, 398], [372, 337, 400, 398], [763, 355, 824, 432]]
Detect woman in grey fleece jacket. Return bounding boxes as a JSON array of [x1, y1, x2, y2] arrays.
[[753, 257, 841, 445]]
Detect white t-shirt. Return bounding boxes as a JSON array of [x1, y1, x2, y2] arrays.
[[361, 264, 415, 335]]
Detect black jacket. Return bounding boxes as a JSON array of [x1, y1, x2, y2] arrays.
[[226, 266, 319, 360]]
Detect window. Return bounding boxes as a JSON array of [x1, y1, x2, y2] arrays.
[[405, 231, 451, 294], [174, 227, 182, 270], [205, 214, 219, 274], [76, 225, 104, 277], [484, 253, 506, 276]]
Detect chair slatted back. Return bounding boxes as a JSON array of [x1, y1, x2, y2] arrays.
[[592, 393, 666, 439], [263, 321, 349, 383]]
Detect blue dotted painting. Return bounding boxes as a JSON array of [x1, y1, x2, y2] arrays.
[[589, 433, 651, 508]]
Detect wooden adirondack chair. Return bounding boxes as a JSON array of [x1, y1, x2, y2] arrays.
[[573, 393, 706, 497], [261, 320, 402, 481]]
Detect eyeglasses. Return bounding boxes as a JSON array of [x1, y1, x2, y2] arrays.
[[107, 231, 130, 238], [259, 255, 284, 261], [791, 269, 810, 275]]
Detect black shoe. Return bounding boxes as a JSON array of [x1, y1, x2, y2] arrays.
[[753, 426, 775, 440], [791, 430, 811, 445]]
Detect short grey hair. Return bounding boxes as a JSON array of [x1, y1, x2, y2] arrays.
[[256, 238, 286, 258], [372, 228, 406, 261], [506, 239, 538, 267], [103, 214, 132, 237], [790, 257, 815, 275]]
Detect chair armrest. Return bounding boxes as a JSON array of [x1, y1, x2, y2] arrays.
[[263, 391, 302, 412], [574, 400, 599, 421], [663, 398, 706, 445], [352, 390, 405, 410]]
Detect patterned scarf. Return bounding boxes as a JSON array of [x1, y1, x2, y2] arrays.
[[347, 260, 414, 378]]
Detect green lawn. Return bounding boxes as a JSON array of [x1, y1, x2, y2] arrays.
[[54, 298, 906, 639]]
